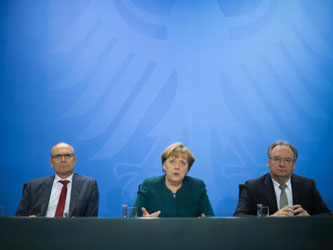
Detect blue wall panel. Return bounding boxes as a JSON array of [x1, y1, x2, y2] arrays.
[[1, 0, 332, 216]]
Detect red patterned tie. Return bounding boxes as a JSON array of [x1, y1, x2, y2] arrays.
[[55, 180, 70, 217]]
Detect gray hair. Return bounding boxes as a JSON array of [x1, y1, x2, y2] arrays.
[[267, 140, 298, 162]]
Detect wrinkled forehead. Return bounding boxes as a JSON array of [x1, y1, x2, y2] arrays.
[[51, 143, 74, 156], [271, 145, 294, 157]]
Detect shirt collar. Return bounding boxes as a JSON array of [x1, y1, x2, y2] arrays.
[[271, 176, 291, 192], [54, 174, 73, 183]]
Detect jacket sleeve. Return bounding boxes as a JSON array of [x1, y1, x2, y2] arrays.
[[198, 181, 215, 217], [16, 181, 32, 216], [134, 183, 149, 217], [84, 179, 99, 217], [311, 180, 331, 215], [233, 183, 256, 217]]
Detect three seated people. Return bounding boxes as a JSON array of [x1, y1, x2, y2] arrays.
[[16, 140, 331, 217]]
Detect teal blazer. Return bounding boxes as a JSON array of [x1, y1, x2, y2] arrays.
[[134, 175, 214, 217]]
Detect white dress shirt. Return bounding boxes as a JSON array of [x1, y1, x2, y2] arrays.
[[46, 174, 73, 217], [271, 177, 293, 210]]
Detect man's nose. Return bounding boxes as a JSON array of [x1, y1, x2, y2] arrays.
[[61, 156, 67, 162]]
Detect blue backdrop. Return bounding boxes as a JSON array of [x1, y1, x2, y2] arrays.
[[1, 0, 332, 217]]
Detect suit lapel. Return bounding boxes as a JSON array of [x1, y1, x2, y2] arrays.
[[291, 174, 300, 205], [263, 174, 278, 214], [40, 175, 55, 216], [69, 173, 81, 216]]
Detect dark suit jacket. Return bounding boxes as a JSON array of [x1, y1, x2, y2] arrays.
[[16, 173, 99, 217], [233, 173, 331, 216]]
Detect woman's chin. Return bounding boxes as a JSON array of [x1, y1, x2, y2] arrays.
[[170, 176, 183, 184]]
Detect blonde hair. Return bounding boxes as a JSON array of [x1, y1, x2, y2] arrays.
[[161, 142, 195, 170]]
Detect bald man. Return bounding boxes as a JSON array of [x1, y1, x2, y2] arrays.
[[16, 142, 99, 217]]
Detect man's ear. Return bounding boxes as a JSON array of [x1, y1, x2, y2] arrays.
[[49, 158, 54, 168]]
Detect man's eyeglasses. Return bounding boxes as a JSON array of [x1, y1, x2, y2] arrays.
[[51, 154, 75, 160], [270, 157, 293, 164]]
